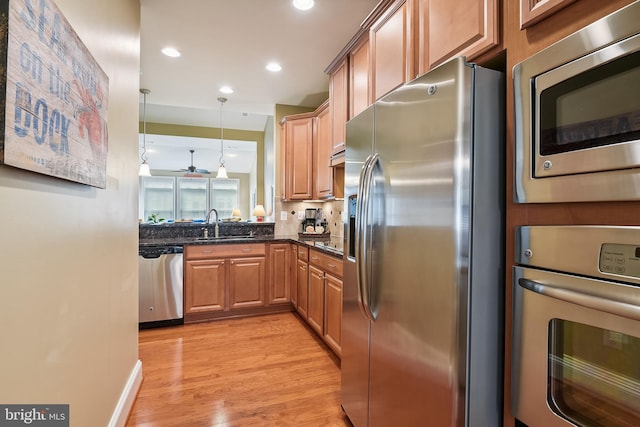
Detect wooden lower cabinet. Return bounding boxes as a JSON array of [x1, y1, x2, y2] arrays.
[[229, 256, 265, 309], [184, 258, 226, 314], [305, 249, 344, 357], [307, 265, 325, 335], [184, 243, 290, 323], [296, 259, 309, 319], [290, 244, 298, 306], [268, 243, 290, 305], [324, 273, 343, 356]]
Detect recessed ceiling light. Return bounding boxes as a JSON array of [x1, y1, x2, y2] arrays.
[[266, 62, 282, 72], [220, 86, 234, 94], [292, 0, 314, 11], [161, 47, 181, 58]]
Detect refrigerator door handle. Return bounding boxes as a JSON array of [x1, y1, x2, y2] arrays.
[[356, 153, 379, 322]]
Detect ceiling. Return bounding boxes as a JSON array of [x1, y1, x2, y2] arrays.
[[139, 0, 380, 174]]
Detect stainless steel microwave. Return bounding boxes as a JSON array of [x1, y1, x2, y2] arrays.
[[514, 1, 640, 203]]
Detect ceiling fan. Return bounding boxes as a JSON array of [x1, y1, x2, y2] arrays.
[[180, 149, 210, 174]]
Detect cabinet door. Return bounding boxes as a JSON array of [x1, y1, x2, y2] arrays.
[[350, 35, 371, 118], [420, 0, 499, 71], [520, 0, 577, 29], [370, 0, 414, 100], [307, 265, 325, 335], [268, 244, 290, 305], [330, 58, 348, 155], [324, 273, 343, 357], [229, 256, 265, 309], [296, 259, 309, 319], [285, 117, 314, 200], [184, 259, 226, 315], [314, 102, 333, 200], [290, 245, 298, 306]]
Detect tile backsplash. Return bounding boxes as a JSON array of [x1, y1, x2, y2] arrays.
[[274, 198, 345, 238]]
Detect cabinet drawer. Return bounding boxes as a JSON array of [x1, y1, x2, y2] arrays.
[[309, 249, 343, 278], [185, 243, 266, 260], [298, 245, 309, 262]]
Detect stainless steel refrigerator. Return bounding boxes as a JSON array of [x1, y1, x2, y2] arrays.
[[342, 57, 504, 427]]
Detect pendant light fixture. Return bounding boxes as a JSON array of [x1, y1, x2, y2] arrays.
[[216, 96, 228, 179], [139, 88, 152, 176]]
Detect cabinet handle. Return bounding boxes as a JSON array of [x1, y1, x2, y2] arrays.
[[202, 250, 212, 254], [242, 248, 252, 253], [328, 263, 336, 268], [311, 256, 319, 261]]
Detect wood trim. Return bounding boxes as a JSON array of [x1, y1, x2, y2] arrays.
[[183, 304, 293, 324]]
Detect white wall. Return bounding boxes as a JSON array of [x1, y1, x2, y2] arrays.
[[0, 0, 141, 425]]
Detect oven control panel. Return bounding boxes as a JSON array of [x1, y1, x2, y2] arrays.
[[599, 243, 640, 279]]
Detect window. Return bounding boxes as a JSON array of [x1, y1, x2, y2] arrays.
[[211, 178, 239, 218], [177, 177, 209, 220], [140, 176, 175, 221]]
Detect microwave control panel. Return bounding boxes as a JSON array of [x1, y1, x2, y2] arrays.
[[599, 243, 640, 279]]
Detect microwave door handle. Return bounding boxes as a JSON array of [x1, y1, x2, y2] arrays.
[[518, 278, 640, 322], [356, 154, 377, 322]]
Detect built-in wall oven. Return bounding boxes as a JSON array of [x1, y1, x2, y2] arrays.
[[512, 226, 640, 427], [514, 0, 640, 203]]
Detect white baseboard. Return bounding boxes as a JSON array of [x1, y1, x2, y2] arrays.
[[108, 359, 143, 427]]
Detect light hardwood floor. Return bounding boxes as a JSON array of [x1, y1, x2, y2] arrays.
[[126, 312, 352, 427]]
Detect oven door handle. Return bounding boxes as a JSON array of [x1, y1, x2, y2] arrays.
[[519, 278, 640, 322]]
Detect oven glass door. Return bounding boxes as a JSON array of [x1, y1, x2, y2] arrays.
[[534, 33, 640, 178], [548, 319, 640, 427], [512, 266, 640, 427]]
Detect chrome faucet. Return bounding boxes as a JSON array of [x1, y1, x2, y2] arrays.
[[205, 208, 219, 238]]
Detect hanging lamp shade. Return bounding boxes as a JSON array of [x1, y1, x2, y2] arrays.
[[138, 161, 151, 177], [216, 97, 228, 179], [216, 164, 228, 179], [139, 88, 152, 176]]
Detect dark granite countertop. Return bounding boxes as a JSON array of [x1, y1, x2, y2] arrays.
[[138, 223, 343, 258]]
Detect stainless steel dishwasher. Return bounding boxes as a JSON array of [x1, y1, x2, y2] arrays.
[[138, 245, 184, 329]]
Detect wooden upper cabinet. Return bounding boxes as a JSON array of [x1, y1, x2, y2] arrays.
[[370, 0, 414, 100], [281, 101, 335, 201], [519, 0, 577, 29], [283, 115, 314, 200], [419, 0, 499, 72], [314, 101, 333, 200], [329, 58, 348, 155], [350, 34, 371, 118]]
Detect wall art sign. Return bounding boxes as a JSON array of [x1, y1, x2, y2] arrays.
[[0, 0, 109, 188]]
